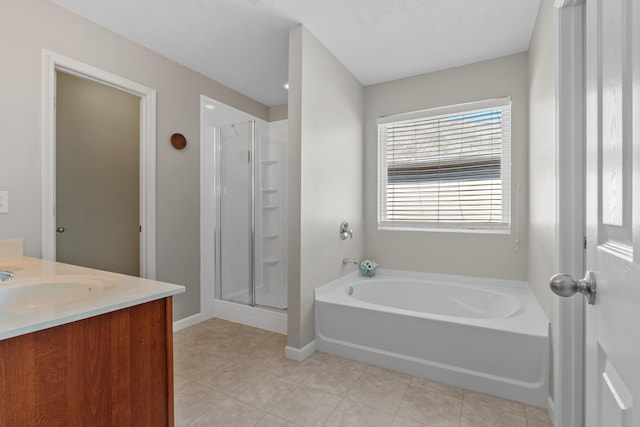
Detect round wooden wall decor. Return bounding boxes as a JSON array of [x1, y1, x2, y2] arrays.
[[171, 133, 187, 150]]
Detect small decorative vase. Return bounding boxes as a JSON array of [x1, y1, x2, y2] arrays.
[[361, 267, 376, 277]]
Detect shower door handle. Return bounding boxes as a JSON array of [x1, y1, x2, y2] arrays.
[[549, 271, 596, 305]]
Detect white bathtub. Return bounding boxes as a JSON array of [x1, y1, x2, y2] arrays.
[[314, 269, 549, 406]]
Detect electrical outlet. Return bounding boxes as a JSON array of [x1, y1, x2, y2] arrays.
[[0, 191, 8, 213]]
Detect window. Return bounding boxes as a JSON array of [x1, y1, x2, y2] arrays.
[[378, 97, 511, 233]]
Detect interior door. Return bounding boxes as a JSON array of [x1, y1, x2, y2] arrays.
[[584, 0, 640, 424], [55, 71, 141, 276]]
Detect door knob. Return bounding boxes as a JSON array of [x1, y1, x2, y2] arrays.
[[549, 271, 596, 305], [56, 226, 65, 233]]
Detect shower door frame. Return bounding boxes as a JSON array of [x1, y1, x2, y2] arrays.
[[215, 120, 257, 307]]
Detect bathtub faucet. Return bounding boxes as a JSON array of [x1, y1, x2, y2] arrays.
[[342, 258, 359, 265]]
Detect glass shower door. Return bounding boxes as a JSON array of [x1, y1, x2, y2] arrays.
[[218, 121, 254, 305], [217, 118, 287, 311]]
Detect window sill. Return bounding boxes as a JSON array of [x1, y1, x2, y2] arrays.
[[377, 224, 511, 235]]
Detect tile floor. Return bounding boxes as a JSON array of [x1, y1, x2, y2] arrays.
[[174, 318, 553, 427]]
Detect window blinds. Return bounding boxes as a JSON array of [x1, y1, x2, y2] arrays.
[[378, 97, 511, 232]]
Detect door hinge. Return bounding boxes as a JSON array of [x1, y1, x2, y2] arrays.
[[248, 150, 251, 163], [139, 225, 142, 233], [584, 236, 587, 249]]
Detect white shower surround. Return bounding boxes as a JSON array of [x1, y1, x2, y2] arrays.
[[200, 96, 288, 334], [315, 269, 549, 406]]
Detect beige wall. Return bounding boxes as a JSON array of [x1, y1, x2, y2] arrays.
[[0, 0, 555, 333], [287, 26, 364, 349], [527, 0, 556, 319], [363, 54, 530, 280], [0, 0, 269, 321], [269, 104, 288, 122]]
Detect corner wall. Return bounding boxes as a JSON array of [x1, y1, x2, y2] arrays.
[[0, 0, 269, 321], [527, 0, 556, 319], [287, 26, 364, 349], [363, 53, 530, 281]]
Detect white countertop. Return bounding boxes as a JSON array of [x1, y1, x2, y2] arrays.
[[0, 256, 185, 340]]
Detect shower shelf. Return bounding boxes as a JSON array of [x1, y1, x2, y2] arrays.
[[262, 188, 279, 193], [262, 205, 279, 210], [263, 258, 279, 265], [262, 160, 278, 166], [262, 234, 279, 239]]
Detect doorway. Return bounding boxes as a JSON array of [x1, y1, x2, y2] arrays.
[[41, 50, 157, 279], [55, 72, 140, 276]]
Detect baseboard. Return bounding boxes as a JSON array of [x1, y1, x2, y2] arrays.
[[173, 301, 288, 335], [173, 313, 202, 332], [212, 299, 287, 334], [201, 298, 215, 320], [285, 340, 316, 361]]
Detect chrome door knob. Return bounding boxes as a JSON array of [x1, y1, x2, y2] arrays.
[[56, 226, 65, 233], [550, 271, 596, 305]]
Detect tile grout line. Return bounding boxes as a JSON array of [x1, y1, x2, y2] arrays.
[[319, 356, 362, 426], [391, 381, 411, 426]]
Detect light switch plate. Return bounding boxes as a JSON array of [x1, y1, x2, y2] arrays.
[[0, 191, 8, 213]]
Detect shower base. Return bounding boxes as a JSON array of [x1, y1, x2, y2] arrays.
[[211, 298, 286, 334], [222, 283, 287, 310]]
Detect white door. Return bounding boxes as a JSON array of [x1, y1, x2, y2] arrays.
[[584, 0, 639, 424]]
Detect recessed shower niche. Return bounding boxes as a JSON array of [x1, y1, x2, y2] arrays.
[[200, 96, 287, 330]]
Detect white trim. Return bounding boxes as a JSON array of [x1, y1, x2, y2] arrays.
[[41, 50, 157, 279], [140, 91, 157, 279], [376, 96, 511, 125], [212, 299, 287, 334], [41, 52, 56, 261], [173, 313, 203, 332], [200, 95, 217, 315], [547, 396, 556, 424], [285, 340, 316, 362], [554, 3, 585, 427]]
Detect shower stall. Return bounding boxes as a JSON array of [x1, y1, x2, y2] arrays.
[[200, 96, 287, 333], [217, 120, 287, 310]]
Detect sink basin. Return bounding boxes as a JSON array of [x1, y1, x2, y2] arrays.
[[0, 275, 117, 311]]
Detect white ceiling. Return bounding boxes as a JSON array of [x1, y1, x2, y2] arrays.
[[49, 0, 541, 107]]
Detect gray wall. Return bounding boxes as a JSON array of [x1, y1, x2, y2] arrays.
[[364, 53, 530, 281], [0, 0, 269, 321], [527, 0, 556, 320], [287, 26, 364, 349]]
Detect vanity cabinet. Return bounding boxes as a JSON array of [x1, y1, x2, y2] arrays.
[[0, 297, 174, 426]]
